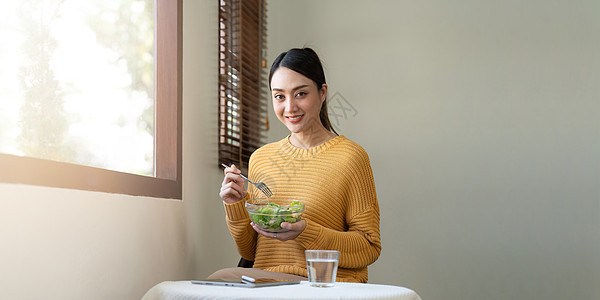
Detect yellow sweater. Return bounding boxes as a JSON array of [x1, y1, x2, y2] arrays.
[[223, 135, 381, 283]]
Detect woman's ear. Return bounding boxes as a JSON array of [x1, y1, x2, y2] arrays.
[[320, 83, 328, 103]]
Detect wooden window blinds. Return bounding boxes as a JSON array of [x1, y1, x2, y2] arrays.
[[218, 0, 268, 172]]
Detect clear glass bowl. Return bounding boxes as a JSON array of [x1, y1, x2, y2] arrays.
[[245, 198, 305, 232]]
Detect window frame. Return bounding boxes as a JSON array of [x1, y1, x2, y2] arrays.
[[0, 0, 182, 199]]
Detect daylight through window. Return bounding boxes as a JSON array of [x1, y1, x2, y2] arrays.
[[0, 0, 154, 176], [0, 0, 182, 199]]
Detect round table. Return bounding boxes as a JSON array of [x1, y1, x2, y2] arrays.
[[142, 280, 422, 300]]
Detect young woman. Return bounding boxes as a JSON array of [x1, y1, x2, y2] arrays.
[[215, 48, 381, 283]]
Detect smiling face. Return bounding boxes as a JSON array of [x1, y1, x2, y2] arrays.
[[270, 67, 327, 137]]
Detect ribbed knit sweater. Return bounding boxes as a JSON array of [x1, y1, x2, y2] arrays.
[[223, 135, 381, 283]]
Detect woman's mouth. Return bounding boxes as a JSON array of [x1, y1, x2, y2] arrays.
[[286, 114, 304, 123]]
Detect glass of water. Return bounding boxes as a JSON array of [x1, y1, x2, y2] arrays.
[[305, 250, 340, 287]]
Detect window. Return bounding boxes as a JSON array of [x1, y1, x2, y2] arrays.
[[218, 0, 268, 172], [0, 0, 182, 199]]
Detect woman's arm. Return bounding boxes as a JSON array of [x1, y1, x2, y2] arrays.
[[295, 147, 381, 269], [221, 157, 259, 261], [295, 204, 381, 269], [223, 197, 259, 261]]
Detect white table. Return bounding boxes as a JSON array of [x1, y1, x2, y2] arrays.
[[142, 280, 422, 300]]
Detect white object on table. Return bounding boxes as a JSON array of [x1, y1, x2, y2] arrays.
[[142, 280, 422, 300]]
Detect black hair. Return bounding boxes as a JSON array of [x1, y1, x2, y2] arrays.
[[269, 48, 338, 135]]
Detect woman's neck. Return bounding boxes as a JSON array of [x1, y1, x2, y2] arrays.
[[289, 128, 337, 149]]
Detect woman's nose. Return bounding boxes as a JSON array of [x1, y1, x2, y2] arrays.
[[284, 98, 297, 112]]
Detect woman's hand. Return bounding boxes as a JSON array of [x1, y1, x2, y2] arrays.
[[219, 164, 247, 203], [251, 220, 306, 241]]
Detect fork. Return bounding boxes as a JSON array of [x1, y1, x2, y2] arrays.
[[221, 164, 273, 198]]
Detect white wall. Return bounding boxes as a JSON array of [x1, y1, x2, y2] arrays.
[[267, 1, 600, 299], [0, 1, 240, 299]]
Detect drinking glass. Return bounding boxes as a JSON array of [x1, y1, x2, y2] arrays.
[[305, 250, 340, 287]]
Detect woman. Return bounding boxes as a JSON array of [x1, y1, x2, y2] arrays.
[[215, 48, 381, 283]]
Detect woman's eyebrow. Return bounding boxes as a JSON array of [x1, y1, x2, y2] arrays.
[[272, 84, 309, 92]]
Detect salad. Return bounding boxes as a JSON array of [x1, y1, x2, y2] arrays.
[[247, 200, 304, 232]]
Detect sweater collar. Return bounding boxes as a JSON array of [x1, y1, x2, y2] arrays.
[[278, 135, 345, 159]]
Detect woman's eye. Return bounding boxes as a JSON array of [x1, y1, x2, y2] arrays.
[[274, 94, 284, 100], [296, 92, 307, 97]]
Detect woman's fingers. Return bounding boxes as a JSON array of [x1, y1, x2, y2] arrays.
[[250, 220, 306, 241], [221, 164, 245, 193], [219, 182, 241, 198], [222, 172, 245, 186], [220, 164, 247, 202], [221, 180, 245, 195], [250, 222, 273, 238], [222, 164, 245, 188], [220, 179, 247, 200], [281, 220, 306, 232], [223, 164, 242, 175]]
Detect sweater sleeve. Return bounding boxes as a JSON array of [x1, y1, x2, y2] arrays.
[[294, 146, 381, 269], [222, 155, 260, 261], [223, 194, 257, 261]]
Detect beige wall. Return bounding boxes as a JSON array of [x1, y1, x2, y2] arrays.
[[0, 1, 239, 299], [267, 0, 600, 299], [2, 1, 599, 299]]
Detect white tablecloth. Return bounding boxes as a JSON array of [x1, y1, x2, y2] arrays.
[[142, 280, 422, 300]]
